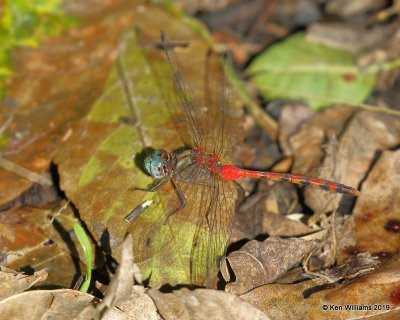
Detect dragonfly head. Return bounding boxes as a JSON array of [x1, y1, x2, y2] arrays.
[[144, 149, 174, 179]]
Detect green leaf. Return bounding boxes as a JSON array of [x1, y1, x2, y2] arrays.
[[73, 222, 94, 293], [246, 32, 376, 109], [54, 29, 197, 286], [55, 12, 242, 286]]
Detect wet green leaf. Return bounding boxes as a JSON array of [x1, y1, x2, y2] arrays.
[[246, 33, 376, 109]]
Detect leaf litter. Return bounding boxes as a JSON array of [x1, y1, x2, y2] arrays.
[[0, 0, 138, 206], [1, 202, 89, 288], [222, 237, 317, 295], [1, 0, 400, 319]]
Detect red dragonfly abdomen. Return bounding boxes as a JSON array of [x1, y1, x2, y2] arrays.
[[221, 165, 360, 196]]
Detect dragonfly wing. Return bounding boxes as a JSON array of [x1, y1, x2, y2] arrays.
[[160, 35, 244, 161], [190, 176, 238, 287], [133, 165, 213, 285], [134, 165, 237, 287], [141, 34, 242, 286], [202, 50, 244, 162], [160, 34, 207, 150]]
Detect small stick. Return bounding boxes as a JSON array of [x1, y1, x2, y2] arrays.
[[0, 156, 52, 186]]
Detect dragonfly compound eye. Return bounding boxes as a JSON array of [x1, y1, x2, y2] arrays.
[[144, 156, 152, 175], [144, 150, 169, 179]]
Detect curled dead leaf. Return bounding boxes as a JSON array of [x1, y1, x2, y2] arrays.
[[240, 254, 400, 319], [99, 233, 136, 313], [305, 111, 400, 214], [0, 267, 48, 301], [222, 237, 317, 295], [318, 252, 379, 282]]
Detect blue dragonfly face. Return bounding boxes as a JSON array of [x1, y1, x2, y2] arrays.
[[144, 149, 171, 179]]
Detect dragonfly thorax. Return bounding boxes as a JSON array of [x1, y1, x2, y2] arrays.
[[144, 149, 177, 179], [190, 148, 222, 175]]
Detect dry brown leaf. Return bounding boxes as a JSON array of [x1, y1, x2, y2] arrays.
[[148, 287, 269, 320], [278, 102, 315, 156], [0, 267, 158, 320], [260, 183, 301, 215], [240, 254, 400, 319], [326, 0, 388, 18], [342, 149, 400, 260], [289, 106, 354, 178], [0, 267, 48, 301], [222, 237, 316, 295], [231, 183, 303, 241], [2, 203, 88, 288], [319, 252, 379, 282], [305, 213, 355, 271], [103, 286, 161, 320], [174, 0, 232, 14], [261, 212, 313, 237], [0, 289, 99, 319], [0, 1, 143, 206], [306, 22, 396, 52], [99, 233, 135, 313], [303, 137, 345, 216], [0, 183, 59, 212], [304, 111, 400, 216]]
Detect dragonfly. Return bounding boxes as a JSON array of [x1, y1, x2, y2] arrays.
[[135, 33, 360, 288]]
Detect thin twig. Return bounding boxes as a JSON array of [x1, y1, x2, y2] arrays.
[[1, 132, 45, 156], [0, 116, 14, 136], [303, 246, 338, 284], [50, 200, 71, 224], [330, 209, 338, 266], [0, 156, 52, 186]]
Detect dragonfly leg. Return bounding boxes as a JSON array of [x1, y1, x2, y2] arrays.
[[164, 179, 186, 224], [125, 179, 168, 222], [124, 199, 153, 223], [131, 177, 186, 223], [130, 177, 170, 192], [203, 182, 220, 231]]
